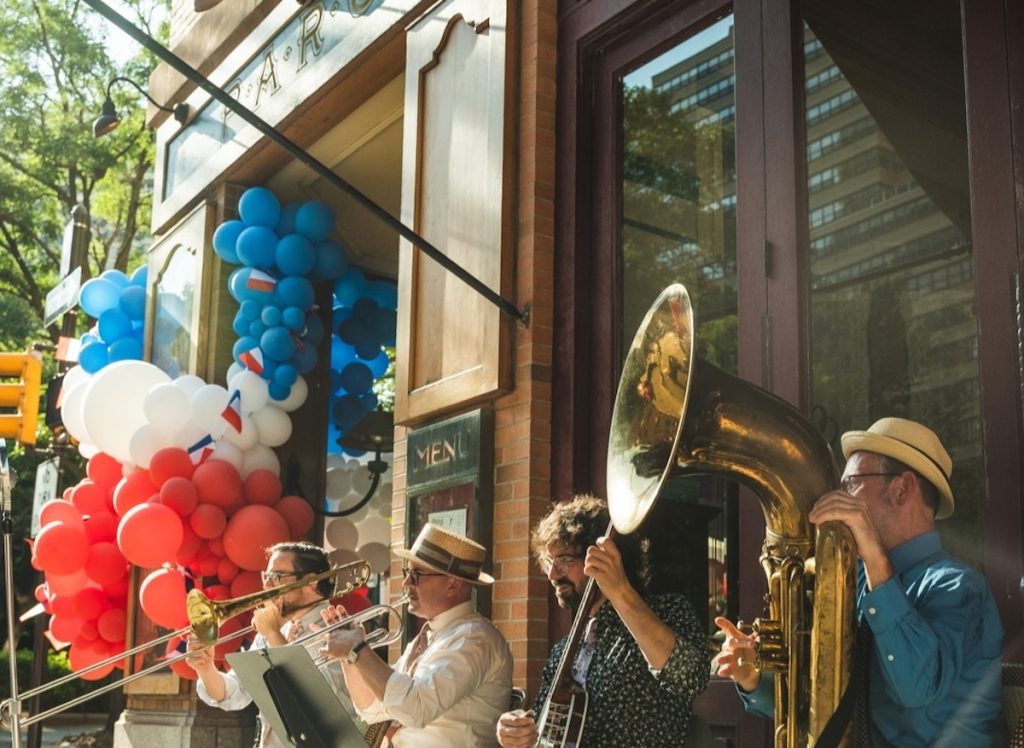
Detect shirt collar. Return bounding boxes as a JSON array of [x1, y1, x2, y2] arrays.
[[888, 530, 942, 575], [426, 599, 475, 631]]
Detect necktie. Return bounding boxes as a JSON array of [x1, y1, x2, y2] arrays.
[[404, 623, 431, 675], [852, 618, 874, 747]]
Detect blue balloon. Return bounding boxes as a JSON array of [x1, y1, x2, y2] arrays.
[[108, 336, 142, 362], [118, 285, 147, 321], [374, 309, 398, 347], [232, 313, 250, 337], [232, 336, 259, 362], [274, 276, 315, 310], [294, 201, 334, 242], [227, 268, 247, 302], [352, 297, 380, 321], [337, 318, 368, 347], [268, 381, 291, 401], [330, 336, 358, 371], [79, 277, 120, 318], [303, 313, 325, 347], [277, 202, 300, 236], [274, 364, 298, 387], [332, 394, 370, 432], [365, 280, 398, 311], [98, 308, 133, 342], [274, 234, 316, 276], [339, 362, 373, 394], [292, 343, 318, 374], [358, 391, 379, 412], [213, 220, 245, 264], [356, 339, 382, 360], [79, 341, 109, 373], [100, 269, 130, 289], [238, 187, 282, 229], [326, 423, 343, 454], [333, 268, 367, 307], [332, 305, 352, 333], [129, 265, 148, 287], [240, 299, 262, 321], [366, 350, 390, 379], [259, 359, 279, 382], [261, 305, 283, 327], [282, 306, 305, 331], [80, 332, 100, 347], [313, 240, 348, 280], [236, 226, 279, 269], [261, 326, 296, 362], [249, 320, 267, 338]]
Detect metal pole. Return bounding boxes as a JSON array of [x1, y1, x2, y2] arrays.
[[82, 0, 530, 327], [2, 440, 23, 748]]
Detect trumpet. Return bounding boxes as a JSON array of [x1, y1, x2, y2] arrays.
[[1, 560, 387, 730]]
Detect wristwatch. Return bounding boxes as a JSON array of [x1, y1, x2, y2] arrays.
[[347, 640, 368, 665]]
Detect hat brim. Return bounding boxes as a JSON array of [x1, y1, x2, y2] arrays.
[[841, 430, 954, 520], [393, 547, 495, 585]]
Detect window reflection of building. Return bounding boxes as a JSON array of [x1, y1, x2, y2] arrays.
[[151, 244, 198, 379]]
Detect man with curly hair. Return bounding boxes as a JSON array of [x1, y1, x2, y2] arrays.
[[495, 494, 709, 748]]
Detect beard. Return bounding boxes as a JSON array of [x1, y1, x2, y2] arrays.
[[553, 578, 583, 612]]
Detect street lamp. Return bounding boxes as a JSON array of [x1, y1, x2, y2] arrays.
[[92, 76, 189, 138]]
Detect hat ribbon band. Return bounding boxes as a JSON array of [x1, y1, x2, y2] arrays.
[[884, 434, 950, 481], [417, 537, 483, 579]]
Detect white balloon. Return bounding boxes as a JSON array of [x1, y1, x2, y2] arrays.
[[240, 443, 280, 478], [128, 423, 173, 469], [328, 548, 361, 567], [62, 364, 91, 393], [190, 384, 230, 432], [60, 381, 93, 446], [173, 375, 206, 397], [350, 466, 374, 497], [143, 382, 190, 434], [275, 376, 307, 412], [325, 519, 359, 550], [80, 361, 172, 464], [343, 502, 371, 524], [172, 422, 209, 450], [228, 370, 269, 415], [225, 362, 243, 384], [209, 439, 244, 470], [252, 406, 291, 447], [222, 414, 259, 451], [356, 542, 390, 574], [78, 442, 99, 460], [356, 515, 390, 546], [345, 459, 362, 471], [326, 453, 346, 470], [325, 467, 352, 500]]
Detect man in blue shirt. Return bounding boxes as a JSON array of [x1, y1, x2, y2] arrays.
[[714, 417, 1005, 747]]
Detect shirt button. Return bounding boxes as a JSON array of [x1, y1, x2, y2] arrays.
[[868, 607, 877, 615], [887, 654, 894, 662]]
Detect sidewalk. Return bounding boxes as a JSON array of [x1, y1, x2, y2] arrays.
[[0, 714, 108, 748]]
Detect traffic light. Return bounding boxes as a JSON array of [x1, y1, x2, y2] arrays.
[[0, 351, 43, 445]]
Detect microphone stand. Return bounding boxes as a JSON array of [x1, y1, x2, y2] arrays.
[[1, 439, 22, 748]]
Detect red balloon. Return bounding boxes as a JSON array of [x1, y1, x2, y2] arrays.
[[87, 453, 123, 489], [229, 571, 262, 598], [73, 587, 109, 622], [45, 569, 89, 596], [83, 511, 119, 543], [97, 607, 127, 643], [244, 470, 281, 506], [165, 635, 199, 680], [204, 584, 230, 600], [197, 553, 219, 578], [103, 576, 130, 606], [159, 477, 199, 517], [207, 537, 225, 557], [217, 558, 239, 585], [50, 594, 75, 618], [79, 620, 99, 642], [191, 461, 243, 510], [214, 614, 248, 662], [175, 526, 202, 565], [68, 643, 116, 681], [39, 500, 84, 530], [70, 480, 107, 516], [139, 568, 189, 629], [222, 505, 290, 571], [189, 504, 227, 540], [149, 447, 194, 487], [85, 542, 128, 586], [113, 471, 158, 517], [49, 614, 81, 643], [34, 521, 90, 575], [117, 503, 184, 568], [276, 496, 314, 539], [34, 583, 48, 603]]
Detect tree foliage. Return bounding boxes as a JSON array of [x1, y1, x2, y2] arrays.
[[0, 0, 169, 347]]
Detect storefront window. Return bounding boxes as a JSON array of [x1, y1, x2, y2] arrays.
[[802, 26, 984, 565], [620, 15, 738, 629]]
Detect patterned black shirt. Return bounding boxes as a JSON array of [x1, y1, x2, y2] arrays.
[[533, 594, 709, 748]]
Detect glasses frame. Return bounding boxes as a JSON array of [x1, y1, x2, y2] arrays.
[[839, 472, 899, 493], [539, 553, 583, 576], [401, 567, 446, 585], [260, 570, 299, 585]]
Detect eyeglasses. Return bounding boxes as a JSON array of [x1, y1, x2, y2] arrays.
[[539, 554, 583, 576], [402, 567, 445, 585], [261, 570, 299, 585], [840, 473, 898, 493]]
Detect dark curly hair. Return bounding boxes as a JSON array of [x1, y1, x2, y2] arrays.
[[267, 541, 333, 598], [531, 494, 649, 593]]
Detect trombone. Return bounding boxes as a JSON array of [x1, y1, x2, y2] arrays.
[[1, 560, 404, 730]]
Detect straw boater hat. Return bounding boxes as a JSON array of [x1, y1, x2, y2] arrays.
[[395, 524, 495, 585], [841, 417, 954, 520]]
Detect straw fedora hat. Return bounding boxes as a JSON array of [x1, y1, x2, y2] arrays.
[[395, 524, 495, 585], [841, 417, 954, 520]]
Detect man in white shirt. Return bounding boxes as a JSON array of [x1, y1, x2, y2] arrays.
[[185, 541, 357, 748], [320, 523, 513, 747]]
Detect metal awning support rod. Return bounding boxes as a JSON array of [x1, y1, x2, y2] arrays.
[[82, 0, 530, 327]]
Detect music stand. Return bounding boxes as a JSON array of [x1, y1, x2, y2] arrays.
[[227, 645, 365, 747]]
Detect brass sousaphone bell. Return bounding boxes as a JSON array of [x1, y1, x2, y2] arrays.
[[606, 284, 857, 748]]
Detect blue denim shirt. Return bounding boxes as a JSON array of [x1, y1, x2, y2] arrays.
[[740, 531, 1005, 747]]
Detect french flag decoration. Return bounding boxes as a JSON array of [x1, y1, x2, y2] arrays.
[[246, 269, 278, 294], [239, 346, 265, 375], [220, 389, 243, 432], [187, 434, 215, 465]]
